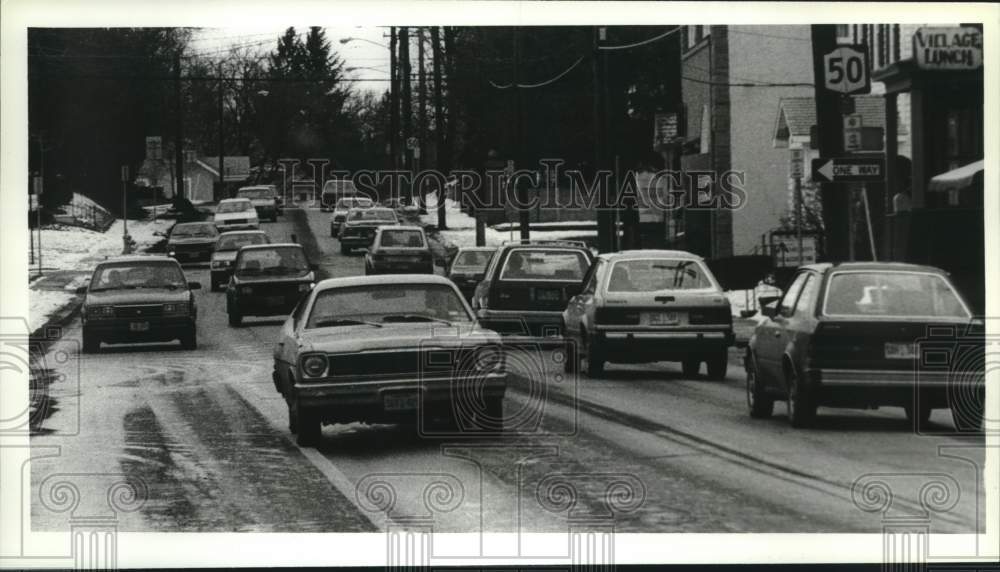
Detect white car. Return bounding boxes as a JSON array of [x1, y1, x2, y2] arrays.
[[214, 198, 260, 231], [330, 196, 374, 237]]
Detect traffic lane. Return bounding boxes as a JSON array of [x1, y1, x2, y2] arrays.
[[503, 349, 984, 532], [31, 244, 375, 532]]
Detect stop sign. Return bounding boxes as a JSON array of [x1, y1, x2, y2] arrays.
[[823, 45, 870, 95]]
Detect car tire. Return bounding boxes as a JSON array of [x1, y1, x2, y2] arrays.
[[786, 363, 816, 428], [904, 402, 933, 429], [296, 408, 321, 447], [706, 349, 728, 381], [341, 244, 351, 255], [180, 325, 197, 350], [745, 354, 774, 419], [585, 332, 604, 377], [228, 310, 243, 327], [681, 359, 700, 378], [82, 329, 100, 354]]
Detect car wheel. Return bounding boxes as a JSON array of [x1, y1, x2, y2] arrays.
[[82, 329, 100, 354], [180, 325, 197, 350], [585, 332, 604, 377], [341, 244, 351, 255], [745, 354, 774, 419], [681, 359, 700, 378], [706, 349, 728, 381], [296, 408, 321, 447], [228, 310, 243, 327], [786, 363, 816, 428], [904, 401, 933, 429]]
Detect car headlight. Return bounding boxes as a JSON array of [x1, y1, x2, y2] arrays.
[[168, 250, 176, 257], [241, 286, 253, 295], [163, 302, 189, 316], [87, 305, 116, 318], [473, 346, 505, 373], [211, 259, 229, 269], [301, 354, 328, 378]]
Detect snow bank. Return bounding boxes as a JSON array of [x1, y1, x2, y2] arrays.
[[28, 290, 75, 333], [30, 217, 173, 273]]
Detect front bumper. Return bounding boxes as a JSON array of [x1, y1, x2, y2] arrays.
[[294, 373, 507, 423], [168, 246, 213, 262], [84, 316, 194, 342]]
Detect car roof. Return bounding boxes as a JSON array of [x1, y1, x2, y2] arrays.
[[173, 221, 215, 228], [238, 243, 303, 251], [313, 274, 454, 292], [379, 225, 424, 231], [818, 261, 949, 274], [499, 243, 590, 252], [219, 197, 251, 202], [457, 246, 498, 252], [599, 249, 704, 262], [97, 255, 179, 265]]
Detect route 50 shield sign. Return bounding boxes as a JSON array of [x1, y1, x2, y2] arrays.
[[824, 45, 870, 95]]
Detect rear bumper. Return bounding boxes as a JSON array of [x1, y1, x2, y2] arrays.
[[592, 327, 733, 360], [477, 309, 566, 342], [805, 368, 975, 408], [369, 261, 434, 274], [808, 368, 957, 388], [340, 233, 375, 247]]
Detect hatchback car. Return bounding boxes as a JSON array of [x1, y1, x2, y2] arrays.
[[209, 230, 271, 291], [339, 207, 399, 254], [447, 247, 497, 301], [79, 256, 201, 352], [563, 250, 734, 378], [365, 226, 435, 275], [214, 198, 260, 231], [236, 186, 279, 222], [472, 240, 594, 342], [330, 196, 375, 237], [226, 244, 318, 326], [745, 262, 983, 430], [167, 221, 219, 263], [271, 274, 507, 446]]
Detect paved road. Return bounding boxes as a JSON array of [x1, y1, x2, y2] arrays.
[[31, 207, 986, 535]]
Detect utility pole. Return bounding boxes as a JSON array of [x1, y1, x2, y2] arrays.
[[593, 27, 613, 253], [417, 28, 428, 214], [218, 61, 225, 200], [174, 51, 185, 201], [390, 26, 399, 174], [810, 25, 848, 261], [514, 27, 530, 240], [431, 26, 447, 230], [400, 28, 413, 205]]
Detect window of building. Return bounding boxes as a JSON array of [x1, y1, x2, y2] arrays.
[[685, 25, 709, 50]]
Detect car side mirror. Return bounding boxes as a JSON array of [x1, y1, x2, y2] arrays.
[[188, 281, 202, 290]]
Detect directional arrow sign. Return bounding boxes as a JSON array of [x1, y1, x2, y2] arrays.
[[811, 155, 885, 183]]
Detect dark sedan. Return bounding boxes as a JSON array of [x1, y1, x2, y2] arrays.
[[79, 256, 200, 352], [226, 244, 317, 326], [339, 207, 399, 254], [364, 226, 435, 275], [209, 230, 271, 291], [745, 262, 983, 430], [447, 246, 497, 301], [167, 222, 218, 263]]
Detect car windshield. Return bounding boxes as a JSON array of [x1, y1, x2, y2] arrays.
[[235, 247, 309, 277], [171, 224, 217, 238], [823, 271, 969, 318], [217, 200, 252, 213], [306, 284, 471, 328], [216, 233, 269, 251], [237, 188, 272, 200], [499, 249, 589, 281], [379, 229, 425, 248], [349, 208, 396, 222], [606, 259, 716, 292], [90, 261, 186, 292], [453, 250, 495, 270]]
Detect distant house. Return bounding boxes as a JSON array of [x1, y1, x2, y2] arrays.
[[137, 155, 250, 203]]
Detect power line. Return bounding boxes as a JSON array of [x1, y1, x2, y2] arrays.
[[489, 55, 586, 89], [599, 27, 679, 51]]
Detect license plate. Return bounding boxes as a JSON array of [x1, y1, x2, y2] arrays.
[[265, 296, 284, 306], [885, 342, 917, 359], [535, 289, 561, 302], [384, 393, 419, 411], [648, 312, 680, 325], [130, 321, 150, 332]]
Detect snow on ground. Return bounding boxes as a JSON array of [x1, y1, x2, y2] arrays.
[[28, 290, 74, 332], [30, 217, 172, 274]]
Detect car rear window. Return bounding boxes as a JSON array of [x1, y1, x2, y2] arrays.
[[823, 271, 969, 318], [379, 229, 425, 248], [606, 258, 716, 292], [306, 284, 471, 328], [499, 249, 589, 281], [349, 208, 396, 222], [235, 247, 309, 276]]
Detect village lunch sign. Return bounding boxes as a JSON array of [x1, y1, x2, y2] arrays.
[[913, 27, 982, 70]]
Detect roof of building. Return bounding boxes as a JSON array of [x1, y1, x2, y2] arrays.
[[772, 95, 908, 146], [197, 156, 251, 182]]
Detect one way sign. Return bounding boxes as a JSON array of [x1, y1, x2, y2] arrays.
[[811, 155, 885, 183]]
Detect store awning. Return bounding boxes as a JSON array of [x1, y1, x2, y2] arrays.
[[928, 160, 984, 193]]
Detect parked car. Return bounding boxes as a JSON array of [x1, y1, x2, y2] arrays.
[[166, 221, 218, 263], [330, 196, 375, 237], [236, 186, 279, 222], [214, 198, 260, 231], [745, 262, 983, 430], [447, 246, 497, 301], [226, 244, 318, 326], [472, 240, 594, 342], [271, 274, 507, 446], [209, 230, 271, 291], [339, 207, 399, 254], [364, 226, 435, 275], [562, 250, 734, 378], [79, 255, 200, 352]]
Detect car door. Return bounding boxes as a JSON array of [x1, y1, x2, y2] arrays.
[[564, 259, 604, 337], [755, 271, 809, 386]]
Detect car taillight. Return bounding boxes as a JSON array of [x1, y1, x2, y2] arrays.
[[301, 354, 328, 378], [688, 307, 732, 325]]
